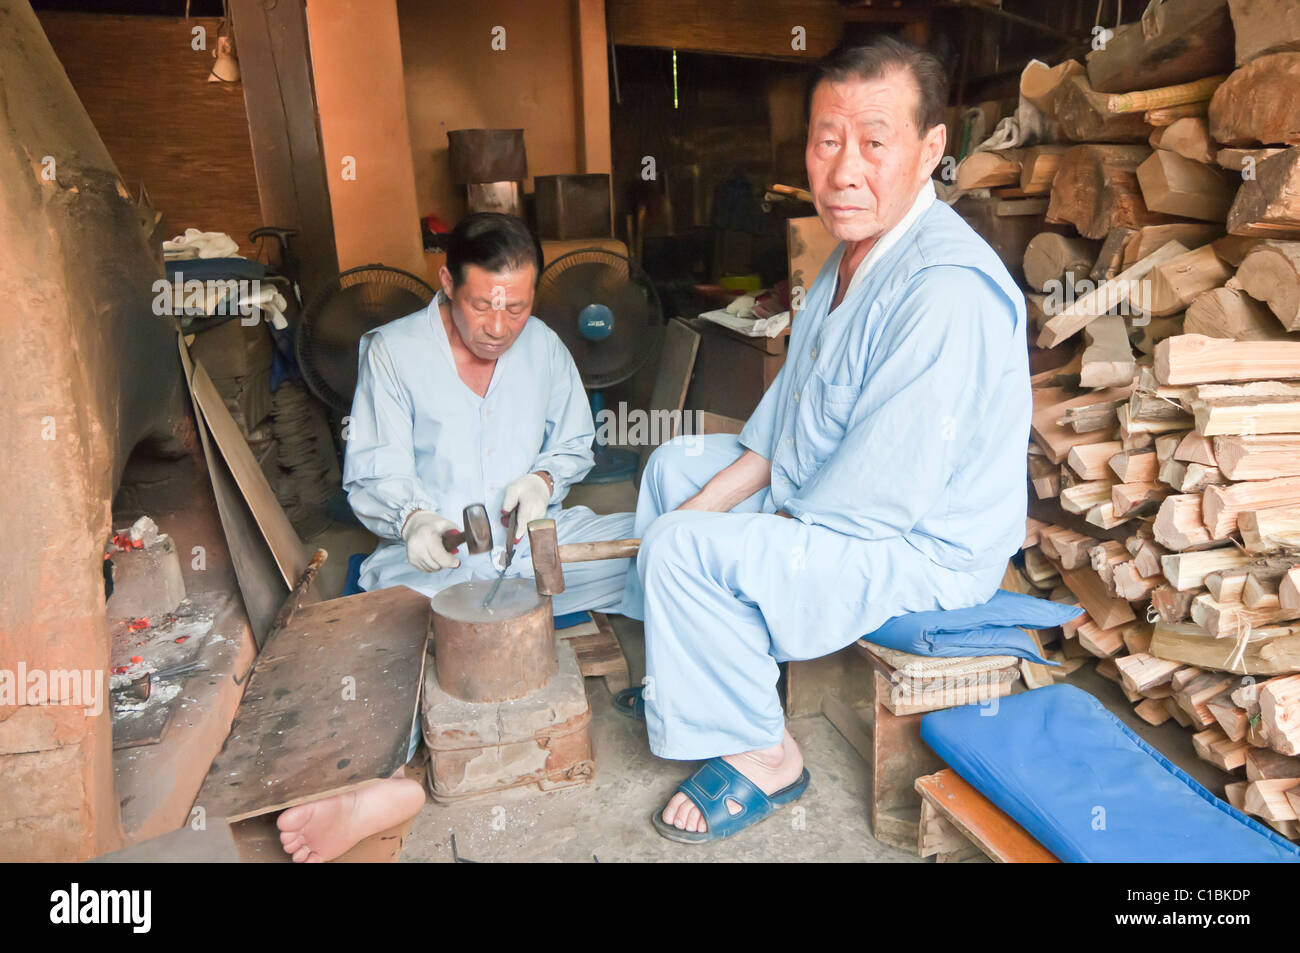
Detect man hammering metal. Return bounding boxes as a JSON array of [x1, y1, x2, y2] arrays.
[[342, 212, 635, 615]]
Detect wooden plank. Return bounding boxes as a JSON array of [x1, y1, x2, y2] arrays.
[[195, 585, 430, 822], [871, 670, 943, 852], [1155, 333, 1300, 385], [229, 0, 339, 293], [914, 770, 1059, 863], [189, 355, 308, 588]]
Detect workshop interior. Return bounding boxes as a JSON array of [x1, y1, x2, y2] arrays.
[[5, 0, 1300, 878]]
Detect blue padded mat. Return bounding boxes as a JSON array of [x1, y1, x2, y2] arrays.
[[920, 684, 1300, 863]]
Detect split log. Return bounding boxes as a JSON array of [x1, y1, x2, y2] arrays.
[[1236, 242, 1300, 330], [1110, 448, 1158, 483], [1038, 241, 1186, 347], [1058, 563, 1136, 630], [1022, 232, 1100, 293], [1067, 441, 1124, 481], [1161, 546, 1252, 590], [1226, 147, 1300, 239], [1217, 435, 1300, 481], [1019, 146, 1071, 196], [1208, 691, 1249, 740], [1193, 393, 1300, 436], [1153, 584, 1199, 621], [1184, 286, 1290, 340], [1151, 620, 1300, 674], [1194, 725, 1249, 770], [1028, 453, 1061, 498], [1204, 477, 1300, 537], [1192, 594, 1300, 636], [1080, 315, 1136, 388], [1154, 493, 1213, 550], [1208, 53, 1300, 146], [1085, 0, 1235, 94], [1217, 147, 1289, 176], [1032, 383, 1136, 461], [1060, 480, 1115, 514], [1245, 779, 1300, 820], [1260, 674, 1300, 754], [1239, 504, 1300, 552], [1228, 0, 1300, 65], [956, 149, 1024, 190], [1054, 75, 1153, 142], [1020, 59, 1084, 115], [1091, 226, 1137, 280], [1175, 431, 1217, 466], [1246, 746, 1300, 780], [1147, 244, 1233, 316], [1123, 222, 1223, 268], [1154, 333, 1300, 385], [1046, 145, 1162, 239], [1137, 150, 1238, 222], [1149, 117, 1216, 164], [1212, 234, 1267, 267]]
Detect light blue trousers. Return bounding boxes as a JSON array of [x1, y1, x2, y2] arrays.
[[620, 434, 1000, 761]]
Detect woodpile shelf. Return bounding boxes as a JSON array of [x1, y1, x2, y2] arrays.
[[959, 0, 1300, 848]]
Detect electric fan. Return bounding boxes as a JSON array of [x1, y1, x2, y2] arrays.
[[533, 249, 663, 483], [295, 264, 436, 413]]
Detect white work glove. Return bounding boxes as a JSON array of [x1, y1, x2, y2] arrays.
[[502, 472, 551, 544], [401, 511, 460, 572]]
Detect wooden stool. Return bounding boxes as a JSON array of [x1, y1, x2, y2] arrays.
[[815, 642, 1023, 853]]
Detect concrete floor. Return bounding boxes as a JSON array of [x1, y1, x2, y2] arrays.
[[309, 476, 1234, 862]]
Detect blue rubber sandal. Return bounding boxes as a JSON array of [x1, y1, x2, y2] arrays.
[[612, 685, 646, 720], [651, 757, 811, 844]]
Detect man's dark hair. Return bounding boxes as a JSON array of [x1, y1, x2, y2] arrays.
[[445, 212, 543, 287], [808, 35, 949, 134]]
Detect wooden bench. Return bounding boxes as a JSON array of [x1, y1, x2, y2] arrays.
[[915, 769, 1059, 863]]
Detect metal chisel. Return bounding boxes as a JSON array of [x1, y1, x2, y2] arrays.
[[482, 505, 519, 607]]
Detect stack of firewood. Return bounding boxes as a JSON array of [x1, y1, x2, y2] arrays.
[[984, 0, 1300, 842]]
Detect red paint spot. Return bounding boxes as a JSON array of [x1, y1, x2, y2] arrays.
[[130, 656, 143, 664]]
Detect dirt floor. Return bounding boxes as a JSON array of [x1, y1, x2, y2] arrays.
[[307, 477, 1230, 864]]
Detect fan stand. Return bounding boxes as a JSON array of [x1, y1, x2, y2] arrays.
[[583, 390, 638, 485]]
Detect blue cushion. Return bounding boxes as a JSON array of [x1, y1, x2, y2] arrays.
[[921, 684, 1300, 863], [863, 590, 1082, 664]]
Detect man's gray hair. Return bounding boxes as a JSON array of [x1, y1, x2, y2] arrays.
[[808, 36, 949, 133]]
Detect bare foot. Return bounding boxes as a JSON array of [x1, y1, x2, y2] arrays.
[[660, 727, 804, 834], [276, 777, 425, 863]]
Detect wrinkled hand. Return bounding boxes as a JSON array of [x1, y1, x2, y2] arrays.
[[502, 472, 551, 543], [401, 510, 460, 572]]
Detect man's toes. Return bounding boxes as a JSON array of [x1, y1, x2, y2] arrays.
[[291, 845, 312, 863]]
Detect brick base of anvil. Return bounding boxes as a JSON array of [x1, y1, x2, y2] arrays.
[[421, 640, 594, 803]]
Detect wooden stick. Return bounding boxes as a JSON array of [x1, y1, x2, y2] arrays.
[[1107, 75, 1226, 114]]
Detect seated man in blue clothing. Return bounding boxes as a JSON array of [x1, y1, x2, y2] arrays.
[[274, 214, 633, 862], [620, 36, 1031, 842]]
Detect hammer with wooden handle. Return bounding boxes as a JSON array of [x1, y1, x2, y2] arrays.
[[527, 518, 639, 596], [442, 503, 493, 555]]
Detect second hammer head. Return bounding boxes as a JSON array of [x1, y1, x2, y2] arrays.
[[449, 503, 493, 555]]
